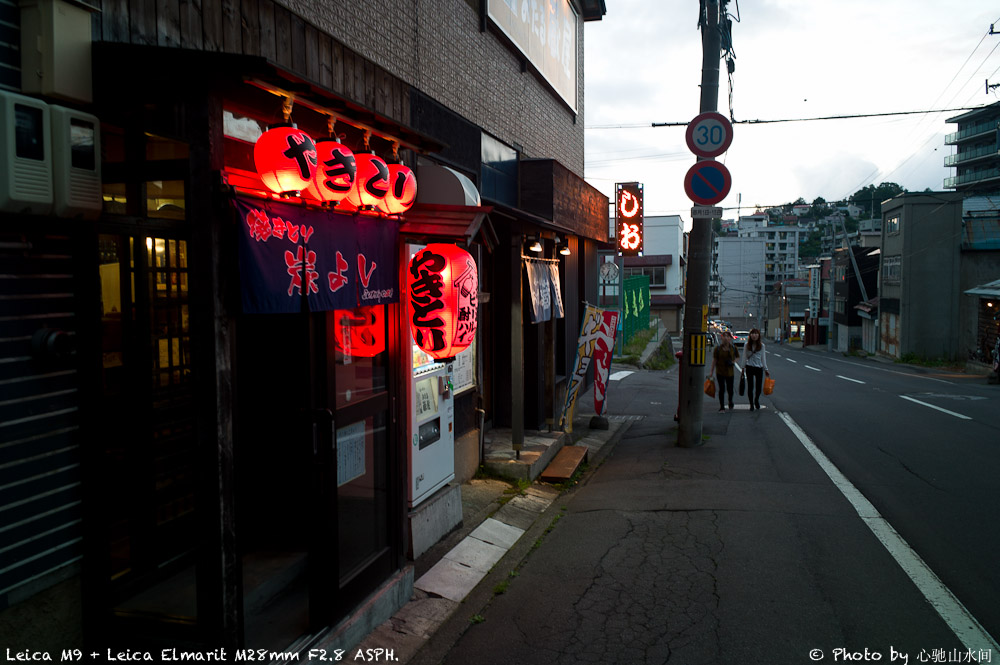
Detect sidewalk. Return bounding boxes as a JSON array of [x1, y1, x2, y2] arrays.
[[346, 393, 637, 664], [342, 330, 672, 663]]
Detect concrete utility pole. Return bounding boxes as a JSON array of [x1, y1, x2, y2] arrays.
[[678, 0, 722, 448]]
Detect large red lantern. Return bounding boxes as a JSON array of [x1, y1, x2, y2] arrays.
[[377, 163, 418, 214], [333, 305, 386, 358], [407, 244, 478, 359], [304, 138, 357, 204], [345, 153, 390, 208], [254, 125, 318, 196]]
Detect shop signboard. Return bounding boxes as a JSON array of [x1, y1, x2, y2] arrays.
[[235, 195, 398, 313]]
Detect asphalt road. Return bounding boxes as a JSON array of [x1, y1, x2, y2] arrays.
[[764, 345, 1000, 645], [427, 351, 999, 665]]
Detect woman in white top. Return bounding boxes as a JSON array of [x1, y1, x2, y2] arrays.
[[740, 328, 770, 411]]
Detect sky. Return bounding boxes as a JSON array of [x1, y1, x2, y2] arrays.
[[583, 0, 1000, 228]]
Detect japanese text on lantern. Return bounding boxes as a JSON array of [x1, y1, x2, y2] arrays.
[[407, 244, 478, 358]]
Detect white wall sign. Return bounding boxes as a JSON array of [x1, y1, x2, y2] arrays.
[[488, 0, 578, 111]]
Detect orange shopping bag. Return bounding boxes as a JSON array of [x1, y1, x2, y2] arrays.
[[763, 376, 775, 395], [704, 377, 716, 398]]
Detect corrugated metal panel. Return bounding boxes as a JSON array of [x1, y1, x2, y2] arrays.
[[0, 229, 83, 600], [0, 0, 20, 92]]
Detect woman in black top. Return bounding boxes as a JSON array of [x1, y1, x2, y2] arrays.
[[708, 331, 738, 411]]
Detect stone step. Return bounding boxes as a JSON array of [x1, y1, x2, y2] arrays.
[[539, 445, 588, 483]]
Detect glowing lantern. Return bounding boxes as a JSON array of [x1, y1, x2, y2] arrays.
[[253, 125, 318, 196], [377, 163, 418, 214], [333, 306, 386, 358], [345, 153, 390, 208], [407, 244, 478, 359], [304, 138, 357, 204]]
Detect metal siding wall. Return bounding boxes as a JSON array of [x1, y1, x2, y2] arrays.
[[0, 229, 83, 602], [0, 0, 20, 91]]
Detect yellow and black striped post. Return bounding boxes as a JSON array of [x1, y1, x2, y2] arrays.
[[689, 332, 708, 367]]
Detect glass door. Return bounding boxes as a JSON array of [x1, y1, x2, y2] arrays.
[[236, 303, 398, 649]]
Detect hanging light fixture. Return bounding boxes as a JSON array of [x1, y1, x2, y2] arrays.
[[528, 236, 542, 253], [557, 236, 571, 256], [377, 142, 418, 215], [253, 96, 318, 197], [303, 115, 357, 206]]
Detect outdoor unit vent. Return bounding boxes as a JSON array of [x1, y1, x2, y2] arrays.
[[18, 0, 97, 103], [0, 90, 53, 214], [51, 105, 101, 218]]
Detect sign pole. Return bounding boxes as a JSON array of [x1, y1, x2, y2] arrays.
[[678, 0, 723, 448]]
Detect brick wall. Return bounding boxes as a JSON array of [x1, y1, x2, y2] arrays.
[[277, 0, 586, 175]]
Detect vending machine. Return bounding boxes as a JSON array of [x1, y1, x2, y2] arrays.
[[405, 243, 456, 507]]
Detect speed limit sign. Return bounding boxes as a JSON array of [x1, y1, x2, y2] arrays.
[[686, 111, 733, 158]]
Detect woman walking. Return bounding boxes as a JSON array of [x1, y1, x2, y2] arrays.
[[708, 331, 738, 412], [740, 328, 769, 410]]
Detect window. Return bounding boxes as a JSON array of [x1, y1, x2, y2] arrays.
[[886, 215, 900, 234], [624, 266, 666, 287], [883, 255, 901, 282]]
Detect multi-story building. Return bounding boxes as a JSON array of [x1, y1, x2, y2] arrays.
[[944, 102, 1000, 196], [0, 0, 609, 657], [737, 222, 801, 291]]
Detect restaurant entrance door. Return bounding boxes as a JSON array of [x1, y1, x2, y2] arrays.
[[236, 304, 399, 651]]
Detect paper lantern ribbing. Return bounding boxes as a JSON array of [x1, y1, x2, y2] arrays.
[[407, 244, 478, 359], [345, 153, 390, 208], [254, 125, 318, 196], [377, 163, 418, 214], [333, 305, 386, 358], [304, 138, 357, 204]]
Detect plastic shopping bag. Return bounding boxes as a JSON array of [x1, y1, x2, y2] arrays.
[[704, 377, 716, 398], [763, 376, 775, 395]]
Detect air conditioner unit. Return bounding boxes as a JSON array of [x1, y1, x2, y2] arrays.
[[51, 105, 101, 219], [0, 90, 53, 215]]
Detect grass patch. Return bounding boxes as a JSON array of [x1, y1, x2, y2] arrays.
[[470, 614, 486, 624], [493, 580, 510, 595], [896, 352, 961, 368]]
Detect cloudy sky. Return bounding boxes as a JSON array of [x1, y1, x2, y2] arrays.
[[583, 0, 1000, 226]]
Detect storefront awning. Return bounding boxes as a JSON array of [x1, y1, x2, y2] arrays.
[[399, 165, 496, 249], [964, 278, 1000, 298]]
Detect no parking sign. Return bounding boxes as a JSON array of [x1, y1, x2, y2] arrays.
[[684, 160, 732, 206]]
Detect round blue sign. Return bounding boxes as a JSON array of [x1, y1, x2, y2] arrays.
[[684, 160, 732, 206]]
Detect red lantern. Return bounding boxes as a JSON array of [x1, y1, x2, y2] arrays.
[[346, 153, 390, 208], [254, 125, 318, 196], [377, 163, 418, 214], [407, 244, 478, 359], [333, 305, 386, 358], [304, 139, 357, 204]]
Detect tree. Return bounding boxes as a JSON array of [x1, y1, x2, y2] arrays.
[[849, 183, 905, 218]]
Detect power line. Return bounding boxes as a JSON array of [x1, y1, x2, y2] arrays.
[[651, 106, 986, 127]]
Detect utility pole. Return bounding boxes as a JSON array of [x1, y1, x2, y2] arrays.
[[677, 0, 722, 448]]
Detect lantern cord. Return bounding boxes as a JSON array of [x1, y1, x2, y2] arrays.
[[362, 130, 372, 152], [327, 114, 337, 138], [282, 96, 294, 123], [391, 141, 400, 163]]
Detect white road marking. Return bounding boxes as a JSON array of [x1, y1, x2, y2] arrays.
[[822, 355, 955, 385], [786, 358, 798, 364], [837, 375, 866, 384], [772, 353, 783, 358], [778, 412, 999, 655], [899, 395, 972, 420], [805, 365, 822, 372], [609, 371, 633, 381]]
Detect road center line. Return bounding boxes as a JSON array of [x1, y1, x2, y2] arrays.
[[805, 365, 821, 372], [786, 358, 798, 364], [899, 395, 972, 420], [836, 375, 866, 384], [777, 412, 999, 654]]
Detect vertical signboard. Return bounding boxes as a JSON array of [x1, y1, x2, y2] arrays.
[[615, 182, 643, 256]]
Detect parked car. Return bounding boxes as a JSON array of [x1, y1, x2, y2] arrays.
[[732, 330, 749, 348]]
